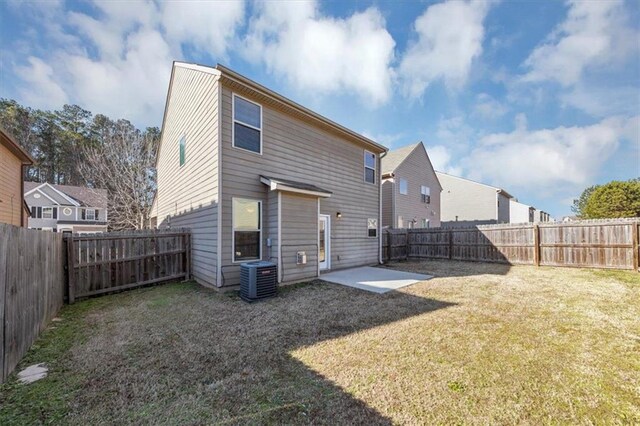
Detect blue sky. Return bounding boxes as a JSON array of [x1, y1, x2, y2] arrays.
[[1, 0, 639, 218]]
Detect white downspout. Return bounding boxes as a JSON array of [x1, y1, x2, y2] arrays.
[[379, 150, 388, 264]]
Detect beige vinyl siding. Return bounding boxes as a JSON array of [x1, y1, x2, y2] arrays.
[[219, 84, 380, 286], [280, 193, 318, 283], [510, 199, 532, 223], [155, 66, 219, 287], [265, 189, 279, 264], [438, 172, 500, 226], [381, 179, 394, 227], [392, 147, 441, 228], [0, 143, 23, 226]]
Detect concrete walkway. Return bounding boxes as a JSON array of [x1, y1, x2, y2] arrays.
[[321, 266, 432, 294]]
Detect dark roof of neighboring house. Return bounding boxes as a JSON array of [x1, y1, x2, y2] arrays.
[[381, 142, 421, 175], [260, 175, 333, 195], [24, 182, 108, 208], [0, 127, 34, 164]]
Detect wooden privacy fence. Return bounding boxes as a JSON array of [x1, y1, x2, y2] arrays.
[[383, 219, 640, 271], [66, 230, 191, 302], [0, 224, 65, 383]]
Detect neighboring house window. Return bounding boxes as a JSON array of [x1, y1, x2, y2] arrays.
[[399, 179, 408, 195], [364, 150, 376, 184], [63, 207, 72, 216], [82, 209, 96, 221], [41, 207, 57, 219], [367, 218, 378, 238], [398, 216, 404, 228], [233, 94, 262, 154], [421, 185, 431, 203], [421, 219, 430, 228], [179, 135, 186, 166], [233, 198, 261, 262]]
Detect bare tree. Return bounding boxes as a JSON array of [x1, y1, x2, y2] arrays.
[[80, 118, 158, 231]]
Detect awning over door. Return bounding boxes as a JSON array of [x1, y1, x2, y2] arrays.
[[260, 175, 332, 198]]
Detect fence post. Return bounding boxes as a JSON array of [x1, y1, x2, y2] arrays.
[[65, 236, 76, 304], [448, 230, 453, 260], [633, 223, 639, 272], [405, 229, 410, 260], [533, 224, 540, 267]]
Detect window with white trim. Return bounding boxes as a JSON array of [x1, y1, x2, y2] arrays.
[[421, 185, 431, 203], [233, 198, 261, 261], [84, 209, 96, 221], [233, 95, 262, 154], [364, 150, 376, 184], [398, 216, 404, 228], [42, 207, 54, 219], [421, 219, 429, 228], [367, 218, 377, 238], [399, 178, 408, 195], [179, 135, 186, 166]]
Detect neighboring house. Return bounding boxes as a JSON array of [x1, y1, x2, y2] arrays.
[[0, 127, 33, 227], [437, 172, 512, 227], [153, 62, 387, 288], [534, 210, 552, 223], [381, 142, 442, 229], [24, 182, 108, 233], [509, 199, 535, 223]]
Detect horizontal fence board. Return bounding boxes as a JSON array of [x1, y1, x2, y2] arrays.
[[383, 219, 639, 271]]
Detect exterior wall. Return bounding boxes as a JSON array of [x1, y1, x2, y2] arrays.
[[265, 189, 279, 264], [391, 147, 441, 228], [0, 143, 23, 226], [497, 193, 510, 224], [381, 179, 394, 227], [155, 66, 220, 287], [510, 200, 533, 223], [280, 193, 318, 283], [219, 84, 381, 286], [438, 172, 499, 226]]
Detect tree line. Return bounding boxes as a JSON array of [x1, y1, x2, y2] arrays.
[[572, 179, 640, 219], [0, 99, 159, 230]]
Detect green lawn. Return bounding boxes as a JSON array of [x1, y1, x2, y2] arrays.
[[1, 261, 639, 424]]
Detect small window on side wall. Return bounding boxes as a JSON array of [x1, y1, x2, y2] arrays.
[[364, 151, 376, 184], [179, 135, 186, 166], [233, 95, 262, 154], [399, 179, 408, 195], [421, 185, 430, 203], [367, 218, 378, 238]]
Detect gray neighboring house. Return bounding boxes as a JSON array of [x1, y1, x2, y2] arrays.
[[509, 199, 535, 223], [24, 182, 108, 233], [381, 142, 442, 229], [436, 172, 512, 227], [153, 62, 388, 288]]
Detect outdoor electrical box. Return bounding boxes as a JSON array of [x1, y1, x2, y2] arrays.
[[296, 251, 307, 265]]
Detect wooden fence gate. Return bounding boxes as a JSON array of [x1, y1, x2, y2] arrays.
[[66, 230, 191, 302]]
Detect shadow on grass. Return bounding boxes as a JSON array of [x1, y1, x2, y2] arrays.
[[381, 258, 513, 279], [1, 280, 456, 424]]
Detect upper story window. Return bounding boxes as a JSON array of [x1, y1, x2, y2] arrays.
[[33, 206, 58, 219], [399, 178, 408, 195], [364, 151, 376, 184], [42, 207, 54, 219], [233, 94, 262, 154], [179, 135, 186, 166], [421, 185, 431, 203], [82, 208, 97, 221]]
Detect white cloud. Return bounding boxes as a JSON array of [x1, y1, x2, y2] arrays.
[[474, 93, 508, 119], [399, 0, 493, 98], [522, 0, 635, 87], [427, 145, 462, 176], [560, 84, 640, 118], [463, 115, 639, 191], [15, 57, 69, 109], [11, 0, 246, 127], [161, 0, 245, 57], [243, 0, 395, 106]]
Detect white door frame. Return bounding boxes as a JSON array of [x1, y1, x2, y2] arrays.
[[318, 214, 330, 271]]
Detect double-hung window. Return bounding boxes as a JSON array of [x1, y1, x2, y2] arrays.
[[364, 151, 376, 184], [233, 95, 262, 154], [421, 185, 430, 203], [233, 198, 261, 262], [86, 209, 96, 221], [42, 207, 56, 219]]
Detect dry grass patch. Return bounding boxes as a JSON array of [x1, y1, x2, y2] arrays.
[[1, 260, 639, 424]]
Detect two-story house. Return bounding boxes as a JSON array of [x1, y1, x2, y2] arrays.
[[381, 142, 442, 228], [24, 182, 108, 233], [509, 199, 535, 224], [0, 127, 33, 227], [437, 171, 513, 227], [153, 62, 387, 288]]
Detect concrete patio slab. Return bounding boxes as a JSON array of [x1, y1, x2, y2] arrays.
[[321, 266, 432, 294]]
